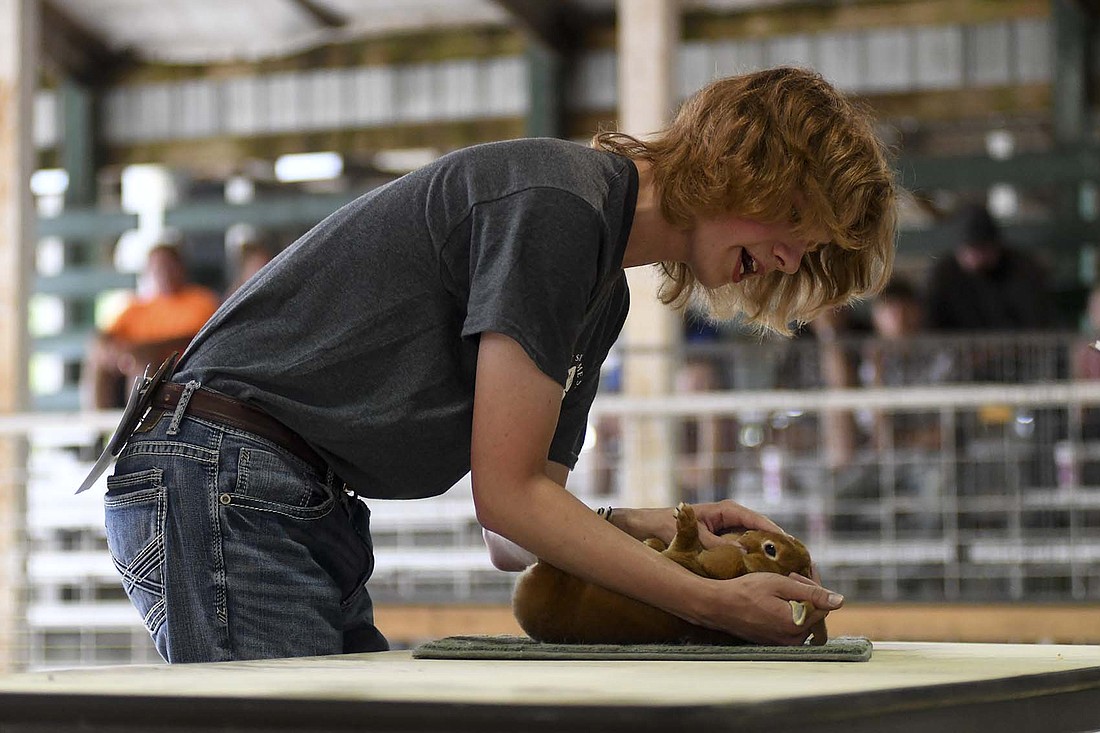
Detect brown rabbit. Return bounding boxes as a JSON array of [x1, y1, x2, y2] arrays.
[[512, 502, 827, 645]]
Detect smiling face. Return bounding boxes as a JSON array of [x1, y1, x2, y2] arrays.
[[685, 214, 822, 290]]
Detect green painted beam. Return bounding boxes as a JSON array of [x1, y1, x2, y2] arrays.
[[32, 331, 94, 361], [898, 221, 1098, 257], [898, 148, 1100, 192], [1051, 0, 1091, 145], [31, 387, 81, 412], [525, 43, 565, 139], [34, 269, 135, 296], [37, 147, 1100, 245], [35, 209, 138, 240], [59, 81, 96, 207], [163, 192, 364, 233]]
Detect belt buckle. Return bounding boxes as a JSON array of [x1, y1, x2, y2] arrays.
[[75, 351, 180, 494]]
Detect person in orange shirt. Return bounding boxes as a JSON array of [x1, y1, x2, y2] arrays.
[[83, 244, 220, 409]]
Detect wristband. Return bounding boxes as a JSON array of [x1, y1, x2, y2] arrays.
[[595, 506, 615, 522]]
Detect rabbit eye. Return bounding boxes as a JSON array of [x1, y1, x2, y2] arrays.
[[764, 541, 778, 558]]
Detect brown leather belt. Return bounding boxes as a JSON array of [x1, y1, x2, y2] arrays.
[[149, 382, 328, 476]]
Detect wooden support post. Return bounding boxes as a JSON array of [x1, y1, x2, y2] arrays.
[[617, 0, 681, 508], [0, 0, 38, 672]]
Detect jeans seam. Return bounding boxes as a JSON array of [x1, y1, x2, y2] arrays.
[[120, 440, 217, 463], [218, 496, 336, 520], [145, 597, 167, 633], [207, 428, 229, 628], [106, 480, 167, 638]]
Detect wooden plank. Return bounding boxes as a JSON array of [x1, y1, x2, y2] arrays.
[[375, 604, 522, 642], [374, 602, 1100, 646], [617, 0, 680, 508], [684, 0, 1049, 40], [2, 642, 1100, 704], [568, 84, 1052, 137], [0, 643, 1099, 732], [0, 0, 37, 675]]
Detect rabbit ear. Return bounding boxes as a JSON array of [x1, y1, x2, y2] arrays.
[[808, 618, 829, 646]]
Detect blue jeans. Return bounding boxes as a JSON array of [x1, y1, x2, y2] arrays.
[[103, 405, 389, 662]]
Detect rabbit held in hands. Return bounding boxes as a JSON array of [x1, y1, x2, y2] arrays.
[[512, 503, 827, 645]]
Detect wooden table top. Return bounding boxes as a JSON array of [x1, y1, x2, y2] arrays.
[[1, 641, 1099, 732]]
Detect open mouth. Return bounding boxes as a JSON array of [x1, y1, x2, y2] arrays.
[[738, 248, 757, 280]]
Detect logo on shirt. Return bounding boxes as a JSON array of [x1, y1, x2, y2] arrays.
[[563, 353, 585, 399]]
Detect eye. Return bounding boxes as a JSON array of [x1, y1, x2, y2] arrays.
[[763, 541, 778, 558]]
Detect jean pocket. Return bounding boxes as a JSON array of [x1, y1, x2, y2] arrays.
[[224, 447, 335, 520], [104, 468, 167, 637]]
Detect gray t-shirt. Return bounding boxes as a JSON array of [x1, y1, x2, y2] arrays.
[[176, 138, 637, 499]]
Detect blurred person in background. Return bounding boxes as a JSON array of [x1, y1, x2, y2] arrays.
[[1069, 285, 1100, 484], [807, 306, 862, 472], [82, 243, 220, 409], [925, 202, 1052, 334], [860, 277, 952, 530], [674, 310, 737, 505], [925, 202, 1053, 384], [862, 276, 954, 394], [226, 238, 278, 297], [925, 203, 1059, 489], [817, 277, 951, 534]]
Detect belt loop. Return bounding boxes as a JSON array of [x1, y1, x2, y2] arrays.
[[166, 381, 200, 436]]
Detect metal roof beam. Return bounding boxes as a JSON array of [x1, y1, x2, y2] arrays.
[[40, 0, 131, 85], [493, 0, 585, 55], [286, 0, 347, 29]]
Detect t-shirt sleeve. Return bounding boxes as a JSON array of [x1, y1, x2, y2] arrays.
[[548, 363, 601, 468], [460, 187, 602, 386]]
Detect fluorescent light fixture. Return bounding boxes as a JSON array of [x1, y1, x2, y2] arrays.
[[985, 129, 1015, 161], [29, 353, 65, 395], [30, 169, 68, 197], [225, 175, 255, 204], [28, 295, 65, 337], [373, 148, 438, 173], [987, 184, 1018, 219], [36, 236, 65, 276], [274, 152, 344, 182]]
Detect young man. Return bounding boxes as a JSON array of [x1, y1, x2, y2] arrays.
[[100, 67, 897, 662]]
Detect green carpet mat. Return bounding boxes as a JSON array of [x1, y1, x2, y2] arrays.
[[412, 635, 872, 662]]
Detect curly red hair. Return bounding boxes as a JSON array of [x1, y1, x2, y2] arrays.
[[594, 66, 896, 335]]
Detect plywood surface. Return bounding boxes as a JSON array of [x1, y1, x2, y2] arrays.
[[1, 642, 1099, 708]]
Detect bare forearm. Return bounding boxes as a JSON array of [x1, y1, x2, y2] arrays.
[[482, 527, 537, 571], [475, 476, 717, 628]]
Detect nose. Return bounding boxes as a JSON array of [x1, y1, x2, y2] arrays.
[[772, 241, 806, 275]]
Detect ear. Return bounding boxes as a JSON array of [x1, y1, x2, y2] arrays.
[[808, 618, 828, 646]]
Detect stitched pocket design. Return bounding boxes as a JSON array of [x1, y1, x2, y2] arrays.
[[225, 447, 334, 520], [104, 469, 168, 636]]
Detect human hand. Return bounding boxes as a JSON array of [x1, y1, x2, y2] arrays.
[[612, 500, 782, 550], [706, 571, 842, 646], [690, 499, 785, 549]]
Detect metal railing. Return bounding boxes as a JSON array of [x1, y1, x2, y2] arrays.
[[5, 330, 1100, 668]]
